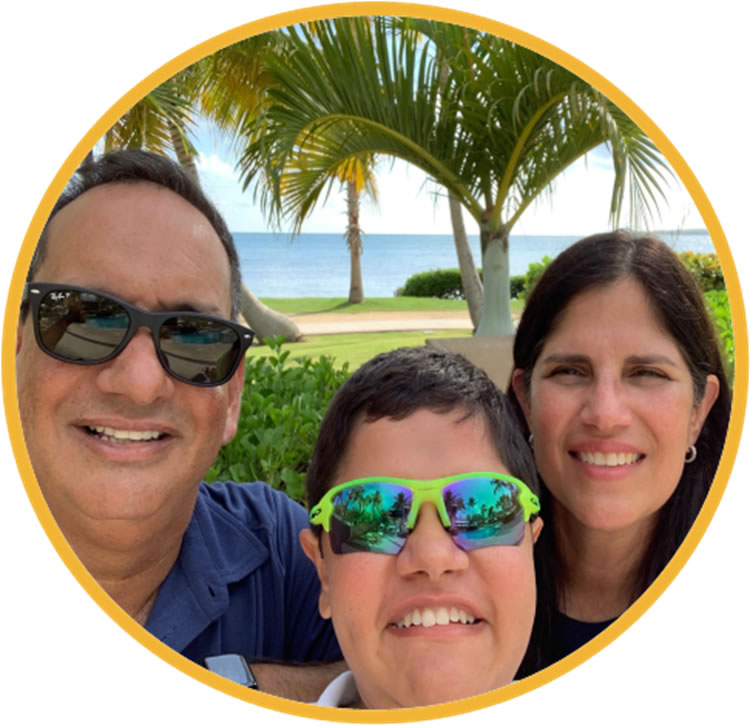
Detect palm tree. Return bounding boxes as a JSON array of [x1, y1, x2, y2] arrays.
[[235, 22, 379, 305], [104, 49, 303, 341], [240, 17, 671, 335], [104, 77, 197, 176]]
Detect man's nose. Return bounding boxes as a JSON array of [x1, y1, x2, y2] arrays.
[[95, 327, 174, 404], [395, 503, 469, 580], [579, 376, 633, 432]]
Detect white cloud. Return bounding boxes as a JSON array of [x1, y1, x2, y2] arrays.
[[196, 152, 237, 180]]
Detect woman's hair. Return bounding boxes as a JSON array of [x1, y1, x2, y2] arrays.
[[510, 230, 732, 676], [306, 346, 539, 521]]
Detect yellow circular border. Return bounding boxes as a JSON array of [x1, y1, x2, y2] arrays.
[[3, 2, 746, 722]]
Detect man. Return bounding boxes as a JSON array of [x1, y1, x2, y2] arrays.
[[16, 149, 341, 698]]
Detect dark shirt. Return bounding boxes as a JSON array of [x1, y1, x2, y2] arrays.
[[551, 610, 616, 663], [145, 481, 341, 664]]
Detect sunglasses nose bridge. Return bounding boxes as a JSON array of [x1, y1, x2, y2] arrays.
[[406, 484, 451, 530], [124, 307, 171, 359]]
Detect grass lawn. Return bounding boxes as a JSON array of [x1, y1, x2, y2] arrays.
[[246, 329, 471, 371], [259, 296, 489, 315], [263, 297, 466, 315]]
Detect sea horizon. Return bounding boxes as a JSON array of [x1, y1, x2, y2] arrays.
[[235, 230, 714, 299]]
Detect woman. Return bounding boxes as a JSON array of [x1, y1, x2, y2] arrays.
[[509, 231, 731, 676], [301, 347, 543, 708]]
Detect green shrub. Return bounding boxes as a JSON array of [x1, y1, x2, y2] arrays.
[[679, 251, 725, 291], [399, 268, 465, 299], [510, 274, 526, 299], [399, 258, 553, 301], [521, 255, 555, 301], [206, 338, 351, 504], [704, 289, 734, 384]]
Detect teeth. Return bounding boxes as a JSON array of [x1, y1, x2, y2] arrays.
[[577, 451, 640, 466], [395, 607, 477, 629], [89, 426, 163, 443]]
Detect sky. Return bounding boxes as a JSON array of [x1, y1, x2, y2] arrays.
[[193, 117, 706, 237], [1, 1, 745, 724]]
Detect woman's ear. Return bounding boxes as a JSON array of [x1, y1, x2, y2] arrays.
[[511, 368, 531, 423], [299, 529, 331, 619], [689, 374, 720, 446]]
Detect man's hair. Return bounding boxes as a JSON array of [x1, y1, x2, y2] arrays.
[[26, 149, 242, 318], [305, 346, 539, 519]]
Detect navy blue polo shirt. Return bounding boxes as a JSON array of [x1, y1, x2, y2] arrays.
[[145, 481, 341, 664]]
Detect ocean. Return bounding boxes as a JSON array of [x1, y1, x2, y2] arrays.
[[234, 231, 715, 298]]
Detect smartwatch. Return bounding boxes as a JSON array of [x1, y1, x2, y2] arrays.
[[204, 654, 259, 690]]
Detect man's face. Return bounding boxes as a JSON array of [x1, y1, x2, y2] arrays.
[[16, 183, 244, 542]]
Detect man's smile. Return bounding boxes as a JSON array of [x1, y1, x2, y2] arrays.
[[85, 425, 167, 443]]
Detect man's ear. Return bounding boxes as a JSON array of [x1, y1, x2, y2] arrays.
[[531, 516, 543, 544], [511, 368, 531, 423], [299, 529, 331, 619], [16, 313, 26, 355], [221, 355, 246, 445]]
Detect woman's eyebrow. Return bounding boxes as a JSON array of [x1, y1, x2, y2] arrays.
[[540, 353, 681, 367], [625, 354, 680, 367], [539, 353, 590, 365]]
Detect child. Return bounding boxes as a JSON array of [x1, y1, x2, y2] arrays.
[[300, 347, 543, 708]]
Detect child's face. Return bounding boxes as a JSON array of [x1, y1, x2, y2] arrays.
[[301, 408, 542, 709]]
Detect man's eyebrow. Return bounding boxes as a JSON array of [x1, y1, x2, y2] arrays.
[[167, 300, 227, 317]]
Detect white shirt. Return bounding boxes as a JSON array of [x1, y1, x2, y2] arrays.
[[314, 670, 360, 707]]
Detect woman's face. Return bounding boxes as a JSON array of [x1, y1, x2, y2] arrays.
[[300, 408, 542, 709], [513, 278, 719, 536]]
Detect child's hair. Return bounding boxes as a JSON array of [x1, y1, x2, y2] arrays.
[[305, 346, 539, 516]]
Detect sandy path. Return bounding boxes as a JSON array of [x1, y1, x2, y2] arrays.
[[290, 309, 473, 335]]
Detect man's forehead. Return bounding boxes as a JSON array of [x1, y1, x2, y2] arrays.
[[49, 181, 209, 229], [36, 181, 233, 312]]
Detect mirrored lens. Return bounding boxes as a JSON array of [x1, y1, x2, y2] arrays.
[[443, 477, 526, 550], [160, 317, 241, 384], [38, 289, 129, 361], [329, 483, 412, 554]]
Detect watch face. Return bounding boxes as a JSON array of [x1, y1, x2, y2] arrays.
[[204, 655, 259, 689]]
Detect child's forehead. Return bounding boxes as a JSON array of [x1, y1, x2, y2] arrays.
[[332, 407, 504, 487]]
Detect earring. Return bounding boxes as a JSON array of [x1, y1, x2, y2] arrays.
[[528, 434, 534, 447], [685, 445, 697, 463]]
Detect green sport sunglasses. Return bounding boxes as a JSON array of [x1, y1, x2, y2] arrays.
[[309, 472, 540, 555]]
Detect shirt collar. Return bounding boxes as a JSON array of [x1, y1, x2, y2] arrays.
[[145, 486, 269, 652]]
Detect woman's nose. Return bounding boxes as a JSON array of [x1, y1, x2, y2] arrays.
[[395, 503, 469, 580], [579, 377, 633, 432]]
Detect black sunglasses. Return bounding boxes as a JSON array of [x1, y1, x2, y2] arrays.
[[25, 282, 255, 387]]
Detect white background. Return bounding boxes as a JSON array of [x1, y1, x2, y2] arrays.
[[2, 2, 746, 723]]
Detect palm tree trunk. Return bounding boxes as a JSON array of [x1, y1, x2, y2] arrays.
[[346, 179, 365, 303], [475, 228, 514, 336], [168, 120, 200, 184], [239, 283, 302, 342], [168, 136, 302, 342], [448, 193, 482, 328]]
